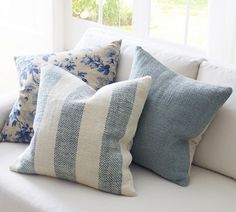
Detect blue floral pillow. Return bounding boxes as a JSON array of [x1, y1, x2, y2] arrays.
[[0, 41, 121, 143]]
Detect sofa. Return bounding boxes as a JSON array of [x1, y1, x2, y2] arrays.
[[1, 28, 236, 212]]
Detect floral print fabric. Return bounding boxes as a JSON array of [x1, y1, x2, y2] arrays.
[[0, 40, 121, 143]]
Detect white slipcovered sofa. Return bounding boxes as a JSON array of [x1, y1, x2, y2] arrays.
[[1, 28, 236, 212]]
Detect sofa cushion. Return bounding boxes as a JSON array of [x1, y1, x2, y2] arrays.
[[1, 142, 236, 212], [194, 61, 236, 179], [129, 47, 232, 186], [10, 65, 151, 196], [75, 28, 205, 81], [0, 41, 121, 143]]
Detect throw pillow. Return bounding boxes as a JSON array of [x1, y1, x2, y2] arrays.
[[129, 47, 232, 186], [1, 41, 121, 143], [194, 61, 236, 180], [10, 65, 151, 196]]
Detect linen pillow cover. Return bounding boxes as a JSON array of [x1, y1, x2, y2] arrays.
[[1, 41, 121, 143], [129, 47, 232, 186], [194, 62, 236, 180], [10, 65, 151, 196]]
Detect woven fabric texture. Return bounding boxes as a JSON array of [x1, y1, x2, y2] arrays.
[[130, 47, 232, 186], [11, 65, 151, 196]]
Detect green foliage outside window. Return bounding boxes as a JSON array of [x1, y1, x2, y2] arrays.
[[72, 0, 132, 29], [103, 0, 132, 27], [72, 0, 98, 22]]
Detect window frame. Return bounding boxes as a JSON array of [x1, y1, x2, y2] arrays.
[[78, 0, 205, 47]]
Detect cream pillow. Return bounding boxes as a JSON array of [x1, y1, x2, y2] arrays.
[[194, 61, 236, 179]]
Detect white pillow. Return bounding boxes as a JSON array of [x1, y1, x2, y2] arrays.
[[194, 61, 236, 179]]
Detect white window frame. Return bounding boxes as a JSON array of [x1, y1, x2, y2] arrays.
[[93, 0, 197, 46], [61, 0, 207, 51]]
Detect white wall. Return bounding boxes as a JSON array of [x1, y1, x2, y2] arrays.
[[0, 0, 61, 94]]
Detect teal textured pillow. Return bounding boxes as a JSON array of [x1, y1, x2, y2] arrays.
[[10, 65, 151, 196], [1, 41, 121, 143], [129, 47, 232, 186]]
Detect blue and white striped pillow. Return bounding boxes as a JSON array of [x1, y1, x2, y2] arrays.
[[10, 65, 151, 196]]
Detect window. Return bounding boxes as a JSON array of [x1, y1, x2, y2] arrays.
[[72, 0, 133, 31], [188, 0, 208, 49], [72, 0, 99, 22], [150, 0, 208, 49], [150, 0, 186, 44], [72, 0, 208, 49], [103, 0, 133, 30]]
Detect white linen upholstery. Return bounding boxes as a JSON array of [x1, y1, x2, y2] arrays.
[[75, 28, 205, 81], [0, 91, 18, 131], [194, 61, 236, 179], [1, 143, 236, 212]]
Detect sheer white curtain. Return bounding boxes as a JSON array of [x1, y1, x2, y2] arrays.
[[207, 0, 236, 65], [0, 0, 55, 94]]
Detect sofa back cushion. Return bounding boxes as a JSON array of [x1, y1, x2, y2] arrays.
[[75, 28, 205, 81], [194, 61, 236, 179]]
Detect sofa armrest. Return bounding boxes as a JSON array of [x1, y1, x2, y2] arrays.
[[0, 92, 18, 132]]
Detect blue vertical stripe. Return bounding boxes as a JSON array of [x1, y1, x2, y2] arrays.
[[98, 82, 138, 194], [54, 85, 94, 181]]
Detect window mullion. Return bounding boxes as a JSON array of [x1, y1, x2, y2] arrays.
[[132, 0, 151, 37], [98, 0, 103, 24], [184, 0, 190, 45]]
